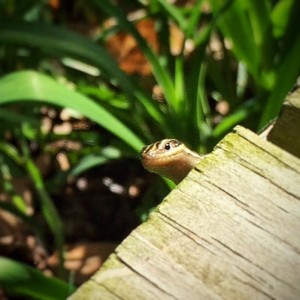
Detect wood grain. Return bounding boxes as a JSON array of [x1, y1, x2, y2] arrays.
[[70, 125, 300, 300]]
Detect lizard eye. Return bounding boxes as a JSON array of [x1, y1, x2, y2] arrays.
[[164, 142, 171, 150]]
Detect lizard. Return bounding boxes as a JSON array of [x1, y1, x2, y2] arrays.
[[140, 139, 203, 184]]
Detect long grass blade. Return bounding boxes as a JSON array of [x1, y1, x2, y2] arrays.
[[156, 0, 187, 30], [259, 37, 300, 128], [0, 71, 144, 151], [0, 257, 74, 300], [212, 0, 260, 82], [0, 21, 166, 128], [0, 21, 134, 95]]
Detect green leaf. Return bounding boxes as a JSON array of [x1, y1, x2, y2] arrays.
[[0, 21, 134, 96], [271, 0, 296, 38], [213, 100, 257, 139], [0, 70, 144, 151], [0, 108, 39, 126], [212, 0, 260, 81], [18, 133, 65, 274], [69, 146, 121, 177], [0, 142, 23, 165], [244, 0, 275, 73], [0, 257, 74, 300], [259, 36, 300, 128], [156, 0, 187, 30], [0, 21, 166, 129]]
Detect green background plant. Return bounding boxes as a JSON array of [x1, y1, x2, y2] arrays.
[[0, 0, 299, 298]]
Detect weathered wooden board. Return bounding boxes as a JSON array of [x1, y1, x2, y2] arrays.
[[70, 125, 300, 300], [261, 87, 300, 158]]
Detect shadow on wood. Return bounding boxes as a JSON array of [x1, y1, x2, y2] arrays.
[[69, 92, 300, 300]]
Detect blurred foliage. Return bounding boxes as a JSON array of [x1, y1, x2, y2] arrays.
[[0, 256, 74, 300], [0, 0, 299, 298]]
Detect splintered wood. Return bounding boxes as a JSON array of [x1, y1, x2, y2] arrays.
[[70, 126, 300, 300]]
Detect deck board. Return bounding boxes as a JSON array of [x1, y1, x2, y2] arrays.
[[70, 90, 300, 300]]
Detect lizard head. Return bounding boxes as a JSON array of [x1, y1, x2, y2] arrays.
[[140, 139, 202, 184]]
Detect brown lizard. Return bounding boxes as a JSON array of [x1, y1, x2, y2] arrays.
[[140, 139, 203, 184]]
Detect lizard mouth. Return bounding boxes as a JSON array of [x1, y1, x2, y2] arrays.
[[139, 145, 149, 157]]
